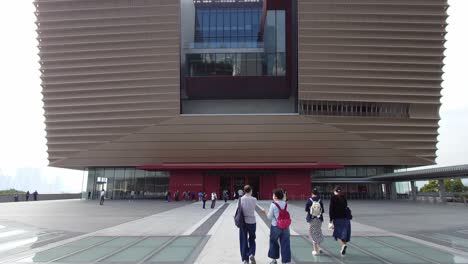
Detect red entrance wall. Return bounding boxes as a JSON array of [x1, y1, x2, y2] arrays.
[[169, 171, 203, 196], [275, 170, 310, 200], [169, 171, 221, 198], [169, 169, 310, 200]]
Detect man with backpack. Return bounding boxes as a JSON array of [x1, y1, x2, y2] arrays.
[[264, 188, 291, 264], [305, 189, 324, 256], [238, 185, 259, 264]]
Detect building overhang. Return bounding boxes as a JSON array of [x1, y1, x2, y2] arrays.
[[137, 163, 344, 171], [369, 164, 468, 182]]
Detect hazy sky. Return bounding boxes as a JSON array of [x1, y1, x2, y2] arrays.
[[0, 1, 467, 186]]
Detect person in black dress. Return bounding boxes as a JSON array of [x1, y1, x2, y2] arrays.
[[329, 186, 351, 255]]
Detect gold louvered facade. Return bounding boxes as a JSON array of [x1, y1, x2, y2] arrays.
[[36, 0, 447, 170]]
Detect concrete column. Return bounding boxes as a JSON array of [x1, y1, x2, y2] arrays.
[[438, 179, 445, 202], [410, 181, 417, 201]]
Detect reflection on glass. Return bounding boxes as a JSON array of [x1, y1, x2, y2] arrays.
[[276, 11, 286, 52], [187, 52, 285, 77], [195, 7, 261, 44]]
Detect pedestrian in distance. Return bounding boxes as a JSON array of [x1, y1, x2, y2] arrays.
[[99, 189, 105, 205], [174, 190, 180, 202], [329, 186, 352, 255], [202, 192, 207, 209], [210, 191, 217, 209], [166, 190, 171, 202], [25, 191, 30, 201], [88, 191, 91, 200], [238, 185, 259, 264], [238, 188, 244, 198], [130, 190, 135, 201], [14, 191, 19, 202], [305, 189, 324, 256], [264, 188, 292, 264], [198, 191, 203, 201], [223, 190, 229, 203], [33, 190, 38, 201]]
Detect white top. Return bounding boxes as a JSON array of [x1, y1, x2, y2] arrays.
[[100, 191, 105, 197], [211, 193, 217, 200]]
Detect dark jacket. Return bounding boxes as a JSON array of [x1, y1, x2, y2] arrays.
[[329, 194, 348, 221], [305, 196, 324, 222]]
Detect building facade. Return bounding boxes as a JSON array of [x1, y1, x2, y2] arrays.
[[36, 0, 447, 199]]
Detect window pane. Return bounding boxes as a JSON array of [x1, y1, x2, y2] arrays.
[[224, 10, 230, 41], [325, 170, 335, 177], [246, 53, 258, 76], [276, 11, 286, 52], [135, 169, 145, 198], [264, 10, 276, 52], [114, 169, 125, 199], [346, 167, 357, 177], [125, 168, 135, 196], [336, 168, 345, 177]]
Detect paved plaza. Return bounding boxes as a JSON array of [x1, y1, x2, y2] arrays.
[[0, 199, 468, 264]]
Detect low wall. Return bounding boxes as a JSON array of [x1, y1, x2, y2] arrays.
[[0, 193, 81, 203]]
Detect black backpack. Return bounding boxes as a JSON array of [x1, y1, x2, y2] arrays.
[[234, 198, 245, 228]]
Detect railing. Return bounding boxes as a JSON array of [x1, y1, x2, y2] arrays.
[[0, 193, 81, 203], [187, 41, 264, 49], [310, 192, 390, 200]]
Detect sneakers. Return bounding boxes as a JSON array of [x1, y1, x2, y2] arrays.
[[269, 260, 277, 264], [341, 245, 348, 255], [243, 261, 249, 264], [312, 250, 318, 256], [249, 255, 256, 264]]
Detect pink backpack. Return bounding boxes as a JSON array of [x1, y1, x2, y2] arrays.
[[273, 202, 291, 229]]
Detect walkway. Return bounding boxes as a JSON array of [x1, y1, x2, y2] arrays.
[[0, 200, 468, 263]]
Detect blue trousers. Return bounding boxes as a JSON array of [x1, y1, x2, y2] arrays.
[[268, 225, 291, 263], [239, 223, 256, 261]]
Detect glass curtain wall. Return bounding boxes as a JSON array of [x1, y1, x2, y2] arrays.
[[194, 7, 262, 47], [86, 168, 169, 200]]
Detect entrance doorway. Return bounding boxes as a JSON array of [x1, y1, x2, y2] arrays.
[[207, 171, 271, 199]]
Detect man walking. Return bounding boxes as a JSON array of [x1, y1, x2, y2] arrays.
[[26, 191, 30, 201], [202, 192, 207, 209], [239, 185, 258, 264], [33, 190, 38, 201], [210, 191, 217, 209], [99, 189, 106, 205]]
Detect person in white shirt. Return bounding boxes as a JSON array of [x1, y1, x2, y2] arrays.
[[99, 189, 105, 205], [210, 191, 217, 209]]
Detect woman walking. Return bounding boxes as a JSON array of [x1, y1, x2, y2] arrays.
[[329, 186, 351, 255], [264, 189, 291, 264], [305, 189, 324, 256]]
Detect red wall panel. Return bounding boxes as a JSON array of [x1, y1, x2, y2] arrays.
[[203, 173, 221, 198], [169, 171, 203, 195], [260, 174, 277, 200], [276, 170, 310, 200]]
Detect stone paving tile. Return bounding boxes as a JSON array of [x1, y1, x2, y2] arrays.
[[2, 200, 468, 264]]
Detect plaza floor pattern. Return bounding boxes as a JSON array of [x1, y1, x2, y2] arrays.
[[1, 200, 468, 264]]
